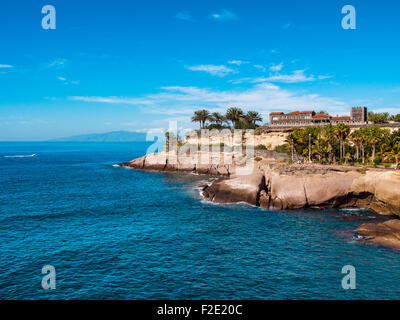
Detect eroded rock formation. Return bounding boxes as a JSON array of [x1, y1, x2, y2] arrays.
[[357, 220, 400, 249], [119, 152, 400, 248]]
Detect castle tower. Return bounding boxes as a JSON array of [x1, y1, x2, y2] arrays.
[[350, 106, 367, 122]]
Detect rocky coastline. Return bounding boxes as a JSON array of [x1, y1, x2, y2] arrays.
[[118, 151, 400, 249]]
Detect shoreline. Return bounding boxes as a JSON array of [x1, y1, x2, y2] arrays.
[[118, 151, 400, 249]]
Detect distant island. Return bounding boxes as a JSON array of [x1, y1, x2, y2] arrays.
[[49, 131, 149, 142]]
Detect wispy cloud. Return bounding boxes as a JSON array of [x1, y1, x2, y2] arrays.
[[253, 65, 266, 72], [186, 64, 237, 77], [233, 70, 331, 84], [69, 83, 348, 125], [270, 63, 283, 72], [175, 11, 192, 21], [70, 96, 154, 105], [57, 77, 79, 85], [209, 9, 237, 21], [48, 59, 68, 68], [227, 60, 247, 66], [0, 64, 13, 68]]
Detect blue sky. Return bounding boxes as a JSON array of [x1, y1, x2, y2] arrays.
[[1, 0, 400, 140]]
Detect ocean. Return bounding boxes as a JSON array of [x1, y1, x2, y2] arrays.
[[0, 142, 399, 299]]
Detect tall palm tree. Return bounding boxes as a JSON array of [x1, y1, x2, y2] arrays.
[[358, 127, 369, 164], [211, 112, 225, 125], [225, 107, 244, 128], [367, 125, 384, 161], [246, 111, 263, 125], [165, 131, 174, 152], [350, 130, 362, 160], [333, 123, 350, 160], [191, 109, 211, 129], [322, 125, 336, 162]]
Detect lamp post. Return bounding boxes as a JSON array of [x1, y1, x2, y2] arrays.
[[291, 139, 294, 162], [309, 133, 312, 164]]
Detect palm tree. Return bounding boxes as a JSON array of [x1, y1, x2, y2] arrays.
[[165, 131, 174, 152], [358, 127, 369, 164], [191, 109, 211, 129], [322, 125, 336, 162], [350, 130, 362, 160], [312, 138, 328, 162], [246, 111, 263, 125], [211, 112, 225, 125], [367, 125, 384, 161], [333, 123, 350, 160], [225, 107, 244, 128]]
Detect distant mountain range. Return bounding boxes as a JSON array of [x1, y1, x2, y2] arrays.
[[49, 131, 149, 142]]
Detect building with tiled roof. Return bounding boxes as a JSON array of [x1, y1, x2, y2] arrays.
[[269, 107, 367, 126]]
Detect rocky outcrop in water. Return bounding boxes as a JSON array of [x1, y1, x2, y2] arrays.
[[120, 152, 400, 248], [120, 152, 400, 216], [357, 220, 400, 249]]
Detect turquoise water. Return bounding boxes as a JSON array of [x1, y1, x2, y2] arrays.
[[0, 142, 399, 300]]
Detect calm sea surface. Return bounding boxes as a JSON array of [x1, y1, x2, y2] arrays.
[[0, 142, 399, 299]]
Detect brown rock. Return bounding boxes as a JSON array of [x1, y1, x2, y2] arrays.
[[357, 219, 400, 249]]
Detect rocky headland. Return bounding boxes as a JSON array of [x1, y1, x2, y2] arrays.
[[118, 151, 400, 248]]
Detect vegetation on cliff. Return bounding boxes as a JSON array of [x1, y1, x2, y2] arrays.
[[191, 107, 263, 130], [283, 124, 400, 166]]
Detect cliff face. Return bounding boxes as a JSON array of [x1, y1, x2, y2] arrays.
[[120, 152, 400, 248], [349, 171, 400, 216], [120, 152, 236, 176], [120, 152, 400, 216], [202, 164, 400, 216]]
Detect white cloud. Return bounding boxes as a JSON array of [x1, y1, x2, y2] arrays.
[[0, 64, 13, 68], [265, 70, 314, 83], [175, 12, 191, 21], [186, 64, 237, 77], [48, 59, 67, 68], [209, 9, 237, 21], [227, 60, 247, 66], [69, 83, 348, 128], [233, 70, 332, 84], [253, 65, 266, 72], [58, 77, 79, 85], [70, 96, 154, 105], [270, 63, 283, 72]]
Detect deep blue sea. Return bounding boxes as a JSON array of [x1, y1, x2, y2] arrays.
[[1, 142, 400, 300]]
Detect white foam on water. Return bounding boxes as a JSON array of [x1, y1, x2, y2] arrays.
[[4, 154, 37, 158]]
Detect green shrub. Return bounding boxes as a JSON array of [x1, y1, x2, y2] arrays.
[[274, 143, 291, 155], [254, 127, 263, 135], [373, 156, 382, 166], [255, 144, 268, 150]]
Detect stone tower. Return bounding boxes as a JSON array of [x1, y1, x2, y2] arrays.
[[350, 106, 367, 123]]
